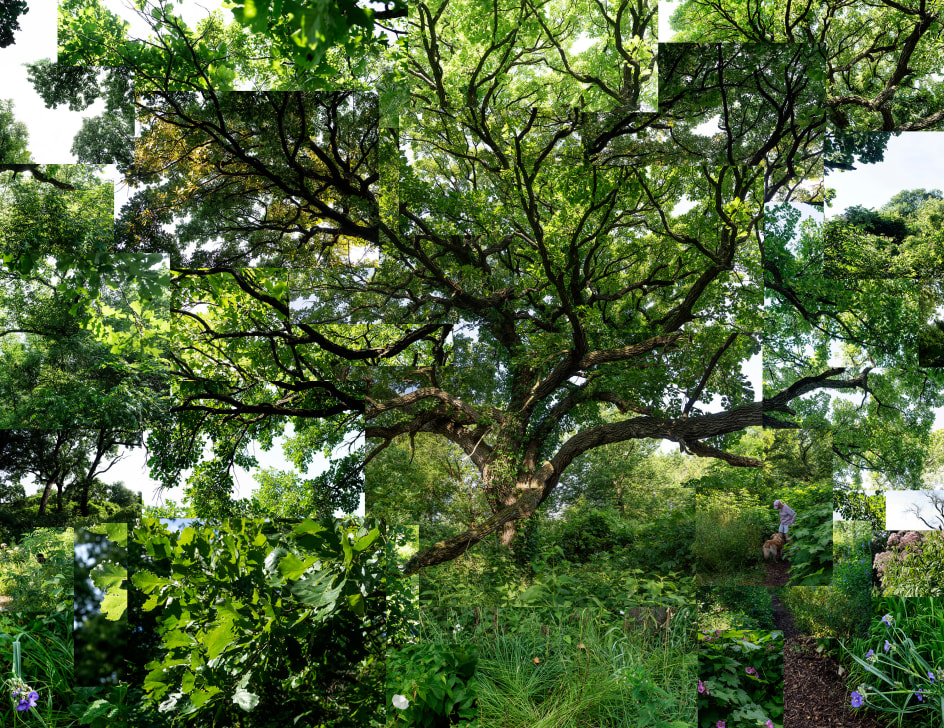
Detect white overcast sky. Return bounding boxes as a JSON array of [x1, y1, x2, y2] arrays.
[[827, 133, 944, 218], [22, 425, 365, 516], [0, 1, 109, 162], [886, 490, 944, 530], [660, 0, 681, 40]]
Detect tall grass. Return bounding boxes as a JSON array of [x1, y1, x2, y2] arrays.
[[0, 611, 74, 726], [476, 608, 695, 728], [696, 493, 769, 574]]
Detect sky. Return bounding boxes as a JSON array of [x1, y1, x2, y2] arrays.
[[660, 0, 681, 41], [22, 425, 365, 516], [0, 1, 107, 162], [885, 490, 944, 530], [826, 133, 944, 218]]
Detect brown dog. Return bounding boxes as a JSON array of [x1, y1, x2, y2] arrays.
[[763, 533, 787, 561]]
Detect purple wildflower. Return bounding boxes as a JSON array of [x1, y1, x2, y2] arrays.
[[15, 690, 38, 712]]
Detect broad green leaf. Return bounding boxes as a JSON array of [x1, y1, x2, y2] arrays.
[[91, 562, 126, 592], [233, 687, 260, 711], [132, 571, 170, 594], [277, 552, 317, 580], [289, 570, 342, 615], [353, 527, 380, 552], [99, 587, 127, 621], [164, 630, 197, 649], [204, 619, 235, 660]]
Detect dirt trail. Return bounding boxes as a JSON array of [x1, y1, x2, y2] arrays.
[[764, 556, 791, 586], [771, 582, 888, 727], [771, 591, 798, 639], [783, 637, 884, 728]]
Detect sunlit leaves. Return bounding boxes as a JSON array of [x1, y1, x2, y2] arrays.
[[88, 523, 128, 621], [409, 0, 656, 113], [132, 90, 379, 268], [132, 517, 388, 723], [225, 0, 400, 79]]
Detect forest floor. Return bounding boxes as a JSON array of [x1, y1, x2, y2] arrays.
[[764, 556, 791, 586], [0, 595, 12, 611], [783, 636, 883, 728], [773, 582, 930, 727], [771, 590, 798, 639], [767, 568, 886, 727]]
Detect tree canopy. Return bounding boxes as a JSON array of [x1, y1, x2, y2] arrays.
[[669, 0, 944, 131], [26, 62, 135, 171], [0, 99, 31, 164], [0, 0, 27, 48], [57, 0, 403, 91], [824, 188, 944, 278], [0, 0, 935, 582]]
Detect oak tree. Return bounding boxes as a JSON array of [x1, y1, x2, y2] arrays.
[[670, 0, 944, 131]]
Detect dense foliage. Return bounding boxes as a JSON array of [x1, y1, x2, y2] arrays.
[[4, 0, 944, 725], [0, 528, 74, 613], [825, 188, 944, 278], [697, 630, 783, 728], [842, 600, 944, 726], [670, 0, 944, 131]]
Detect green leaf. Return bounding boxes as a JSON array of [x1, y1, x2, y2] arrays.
[[99, 587, 128, 621], [353, 527, 380, 552], [132, 570, 170, 594], [91, 561, 126, 592], [277, 551, 316, 580], [290, 570, 342, 615], [204, 618, 235, 660], [189, 687, 220, 708], [163, 630, 196, 649], [87, 523, 128, 547], [346, 591, 365, 616], [233, 687, 260, 711]]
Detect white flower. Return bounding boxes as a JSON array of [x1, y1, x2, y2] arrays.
[[392, 694, 410, 710]]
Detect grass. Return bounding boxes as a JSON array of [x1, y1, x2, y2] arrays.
[[0, 611, 74, 727], [476, 608, 696, 728], [695, 496, 769, 580]]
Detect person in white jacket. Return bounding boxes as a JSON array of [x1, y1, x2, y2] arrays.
[[774, 500, 797, 541]]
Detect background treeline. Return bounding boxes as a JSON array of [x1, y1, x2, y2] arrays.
[[825, 188, 944, 278]]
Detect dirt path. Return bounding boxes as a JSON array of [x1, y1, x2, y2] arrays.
[[771, 591, 799, 639], [764, 557, 791, 586], [783, 637, 884, 728]]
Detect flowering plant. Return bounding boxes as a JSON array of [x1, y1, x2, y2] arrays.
[[843, 613, 944, 723], [874, 531, 944, 597], [697, 630, 782, 728], [5, 674, 48, 726]]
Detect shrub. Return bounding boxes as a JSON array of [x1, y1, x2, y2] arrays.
[[696, 491, 769, 573], [877, 530, 944, 597], [387, 641, 479, 727], [785, 502, 833, 586], [554, 503, 630, 563], [0, 527, 74, 613], [697, 586, 775, 631], [697, 630, 783, 728]]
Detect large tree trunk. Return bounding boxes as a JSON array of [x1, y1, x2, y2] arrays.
[[38, 478, 54, 516]]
